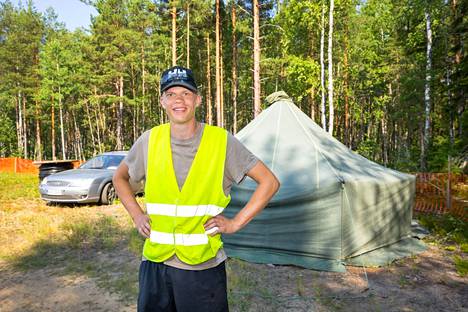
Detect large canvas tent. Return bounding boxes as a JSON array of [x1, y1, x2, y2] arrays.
[[223, 92, 425, 272]]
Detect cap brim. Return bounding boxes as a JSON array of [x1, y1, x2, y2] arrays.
[[161, 81, 198, 93]]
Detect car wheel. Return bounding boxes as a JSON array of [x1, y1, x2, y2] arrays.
[[100, 183, 116, 205]]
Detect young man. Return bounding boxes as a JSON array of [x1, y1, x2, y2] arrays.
[[113, 66, 279, 312]]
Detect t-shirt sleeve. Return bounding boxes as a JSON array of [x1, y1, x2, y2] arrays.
[[123, 130, 150, 183], [225, 132, 259, 185]]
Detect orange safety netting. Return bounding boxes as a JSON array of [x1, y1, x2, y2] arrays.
[[414, 173, 467, 221], [0, 157, 38, 174]]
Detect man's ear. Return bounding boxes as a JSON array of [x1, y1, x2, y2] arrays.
[[195, 94, 202, 107]]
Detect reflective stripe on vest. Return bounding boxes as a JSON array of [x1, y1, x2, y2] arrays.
[[142, 123, 231, 265], [150, 231, 209, 246], [146, 203, 224, 218]]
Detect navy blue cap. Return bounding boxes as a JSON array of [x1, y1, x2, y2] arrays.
[[160, 66, 198, 93]]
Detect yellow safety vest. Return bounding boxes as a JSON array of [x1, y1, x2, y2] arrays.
[[143, 123, 231, 265]]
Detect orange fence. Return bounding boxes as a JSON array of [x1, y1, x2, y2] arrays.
[[0, 157, 38, 174], [0, 158, 82, 174], [414, 173, 467, 221]]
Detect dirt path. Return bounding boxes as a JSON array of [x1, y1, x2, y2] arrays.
[[0, 246, 466, 312], [0, 265, 135, 312]]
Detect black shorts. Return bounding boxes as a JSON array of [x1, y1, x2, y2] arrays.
[[137, 260, 229, 312]]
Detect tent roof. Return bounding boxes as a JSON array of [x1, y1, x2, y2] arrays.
[[236, 93, 412, 199]]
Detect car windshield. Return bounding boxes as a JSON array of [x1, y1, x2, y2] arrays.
[[80, 155, 125, 170]]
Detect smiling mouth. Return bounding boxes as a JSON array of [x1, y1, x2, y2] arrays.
[[173, 107, 186, 112]]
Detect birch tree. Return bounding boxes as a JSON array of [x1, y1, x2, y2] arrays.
[[421, 7, 432, 171]]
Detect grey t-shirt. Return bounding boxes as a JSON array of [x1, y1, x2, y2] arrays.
[[124, 123, 258, 270]]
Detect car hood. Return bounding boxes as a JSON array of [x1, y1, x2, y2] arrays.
[[46, 169, 114, 181]]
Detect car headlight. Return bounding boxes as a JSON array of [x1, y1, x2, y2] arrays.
[[41, 177, 48, 185]]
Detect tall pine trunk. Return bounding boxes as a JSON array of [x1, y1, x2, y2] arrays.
[[231, 1, 238, 133], [253, 0, 261, 117], [58, 86, 66, 159], [116, 75, 124, 150], [35, 99, 42, 161], [51, 95, 56, 160], [172, 5, 177, 66], [327, 0, 335, 135], [186, 3, 190, 67], [320, 2, 326, 131], [215, 0, 222, 126], [343, 10, 350, 146], [206, 35, 213, 125]]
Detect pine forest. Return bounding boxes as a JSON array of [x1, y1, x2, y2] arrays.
[[0, 0, 466, 172]]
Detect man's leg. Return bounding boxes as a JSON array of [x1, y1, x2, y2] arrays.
[[170, 262, 229, 312], [137, 261, 176, 312]]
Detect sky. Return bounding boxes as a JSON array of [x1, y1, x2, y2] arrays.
[[12, 0, 97, 30]]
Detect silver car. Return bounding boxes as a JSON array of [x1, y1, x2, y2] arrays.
[[39, 151, 141, 204]]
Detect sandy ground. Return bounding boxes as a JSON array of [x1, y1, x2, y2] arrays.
[[0, 244, 466, 312]]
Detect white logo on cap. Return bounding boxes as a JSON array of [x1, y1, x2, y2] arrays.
[[167, 68, 188, 80]]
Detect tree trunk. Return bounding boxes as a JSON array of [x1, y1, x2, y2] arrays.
[[320, 2, 326, 131], [72, 111, 83, 161], [58, 87, 66, 160], [15, 94, 21, 156], [421, 9, 432, 171], [206, 34, 213, 125], [231, 1, 238, 133], [186, 2, 190, 67], [172, 5, 177, 66], [131, 65, 137, 142], [84, 100, 97, 156], [253, 0, 261, 117], [327, 0, 335, 136], [35, 99, 42, 161], [215, 0, 222, 126], [22, 95, 28, 159], [116, 75, 124, 150], [343, 13, 350, 146], [51, 95, 56, 161], [141, 45, 146, 131]]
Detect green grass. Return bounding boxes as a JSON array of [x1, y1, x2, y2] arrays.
[[417, 213, 467, 246], [453, 255, 468, 277], [0, 172, 40, 201], [0, 172, 141, 303], [417, 213, 467, 277]]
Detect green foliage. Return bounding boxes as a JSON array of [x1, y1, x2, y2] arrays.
[[453, 255, 468, 277], [0, 0, 466, 172], [356, 138, 379, 160], [418, 214, 467, 246]]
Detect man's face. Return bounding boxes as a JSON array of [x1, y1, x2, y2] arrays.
[[160, 86, 201, 125]]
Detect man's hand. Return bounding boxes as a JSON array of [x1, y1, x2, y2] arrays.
[[204, 160, 280, 237], [204, 215, 240, 236], [113, 162, 150, 239], [134, 213, 151, 238]]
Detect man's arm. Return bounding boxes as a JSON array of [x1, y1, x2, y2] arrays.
[[113, 162, 151, 238], [204, 160, 279, 235]]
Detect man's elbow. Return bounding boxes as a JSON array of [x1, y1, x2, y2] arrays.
[[269, 173, 280, 195]]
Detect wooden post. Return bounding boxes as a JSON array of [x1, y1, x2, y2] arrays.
[[447, 156, 452, 211]]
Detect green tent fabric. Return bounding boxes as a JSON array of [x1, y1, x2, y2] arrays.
[[223, 91, 425, 272]]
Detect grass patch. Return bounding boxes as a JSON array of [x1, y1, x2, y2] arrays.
[[417, 213, 467, 247], [453, 255, 468, 277], [0, 172, 141, 303], [0, 172, 40, 201]]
